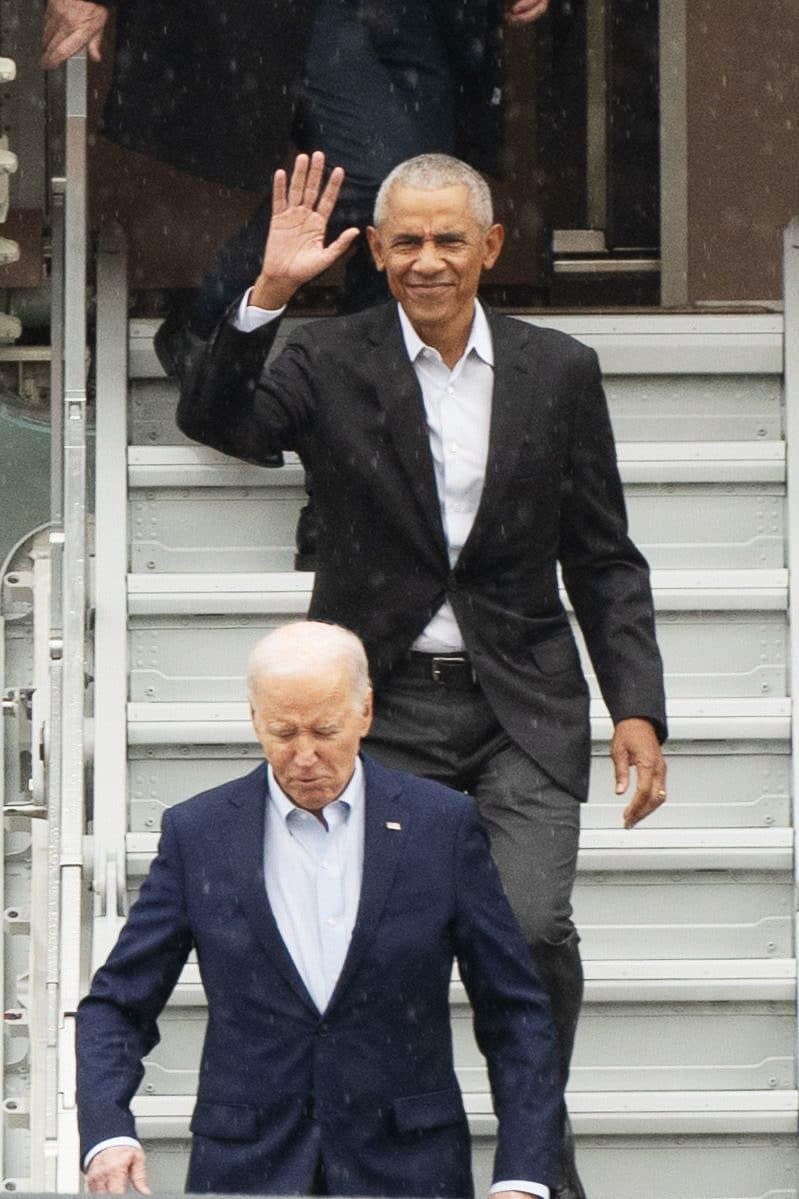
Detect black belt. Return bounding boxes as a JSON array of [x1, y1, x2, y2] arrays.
[[400, 652, 477, 687]]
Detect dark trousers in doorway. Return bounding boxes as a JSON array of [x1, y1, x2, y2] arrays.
[[190, 0, 456, 333]]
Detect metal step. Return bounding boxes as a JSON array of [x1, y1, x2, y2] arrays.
[[126, 449, 787, 573], [138, 997, 795, 1097], [127, 442, 786, 486], [127, 739, 791, 833], [123, 826, 794, 877], [126, 567, 789, 615], [130, 1088, 799, 1136], [125, 697, 793, 745], [129, 372, 785, 448], [128, 313, 785, 379], [164, 957, 797, 1007], [127, 607, 789, 703]]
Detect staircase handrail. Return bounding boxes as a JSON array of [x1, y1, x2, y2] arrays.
[[781, 214, 799, 1120]]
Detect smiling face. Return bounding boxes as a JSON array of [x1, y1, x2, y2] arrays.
[[366, 183, 504, 356], [250, 660, 373, 811]]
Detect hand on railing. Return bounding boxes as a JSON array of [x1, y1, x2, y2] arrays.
[[41, 0, 109, 69], [505, 0, 550, 26]]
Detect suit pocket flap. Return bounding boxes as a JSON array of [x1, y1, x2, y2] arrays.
[[392, 1088, 464, 1133], [190, 1100, 259, 1142], [531, 629, 580, 675]]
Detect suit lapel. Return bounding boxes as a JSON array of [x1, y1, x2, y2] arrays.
[[458, 311, 543, 567], [364, 307, 448, 558], [226, 765, 319, 1014], [325, 757, 409, 1013]]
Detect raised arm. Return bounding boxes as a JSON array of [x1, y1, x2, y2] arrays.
[[176, 152, 357, 464]]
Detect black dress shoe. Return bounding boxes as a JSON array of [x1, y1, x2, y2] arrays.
[[154, 309, 206, 382], [552, 1182, 586, 1199], [553, 1114, 587, 1199]]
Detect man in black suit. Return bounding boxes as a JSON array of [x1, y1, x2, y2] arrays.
[[177, 151, 668, 1199]]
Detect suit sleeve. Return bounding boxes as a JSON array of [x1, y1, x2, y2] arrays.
[[175, 306, 317, 467], [451, 801, 562, 1190], [76, 809, 193, 1162], [559, 346, 667, 741]]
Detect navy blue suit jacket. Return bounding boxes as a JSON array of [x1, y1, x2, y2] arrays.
[[77, 756, 561, 1196]]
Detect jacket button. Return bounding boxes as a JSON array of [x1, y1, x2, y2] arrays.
[[317, 1022, 330, 1037]]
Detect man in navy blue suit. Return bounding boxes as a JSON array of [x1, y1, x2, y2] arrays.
[[77, 621, 562, 1197]]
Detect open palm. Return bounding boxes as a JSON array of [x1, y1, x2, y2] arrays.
[[254, 152, 359, 307]]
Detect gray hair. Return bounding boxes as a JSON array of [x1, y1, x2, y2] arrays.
[[373, 154, 493, 230], [246, 621, 371, 705]]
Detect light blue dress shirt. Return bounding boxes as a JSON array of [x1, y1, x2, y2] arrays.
[[264, 759, 365, 1012]]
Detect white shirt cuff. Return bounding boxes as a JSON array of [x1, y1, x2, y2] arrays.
[[83, 1136, 141, 1171], [232, 287, 286, 332], [490, 1180, 549, 1199]]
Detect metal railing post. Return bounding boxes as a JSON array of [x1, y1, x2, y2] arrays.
[[781, 215, 799, 1124], [92, 223, 129, 970], [48, 51, 89, 1190]]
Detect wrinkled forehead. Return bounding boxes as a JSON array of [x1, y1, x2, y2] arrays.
[[252, 662, 360, 715], [380, 182, 482, 230]]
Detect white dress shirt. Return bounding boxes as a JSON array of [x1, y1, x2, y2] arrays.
[[396, 301, 493, 652], [236, 291, 494, 653]]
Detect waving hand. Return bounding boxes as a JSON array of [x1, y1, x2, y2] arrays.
[[251, 152, 360, 310]]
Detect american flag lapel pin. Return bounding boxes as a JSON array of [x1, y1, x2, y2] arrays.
[[385, 821, 402, 831]]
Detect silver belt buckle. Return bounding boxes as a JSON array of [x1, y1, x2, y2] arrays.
[[431, 655, 468, 683]]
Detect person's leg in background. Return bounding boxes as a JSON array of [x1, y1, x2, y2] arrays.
[[366, 668, 587, 1199], [156, 0, 458, 567], [160, 0, 457, 351], [296, 0, 455, 312]]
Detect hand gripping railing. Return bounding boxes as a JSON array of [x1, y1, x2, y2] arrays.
[[783, 215, 799, 1124]]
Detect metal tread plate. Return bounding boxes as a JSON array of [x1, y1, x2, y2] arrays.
[[128, 314, 785, 380], [126, 568, 788, 615], [124, 826, 794, 877], [165, 958, 796, 1007], [127, 442, 786, 487], [125, 697, 793, 745], [129, 1089, 799, 1138]]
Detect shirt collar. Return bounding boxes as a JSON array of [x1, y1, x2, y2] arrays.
[[266, 756, 365, 825], [397, 300, 494, 368]]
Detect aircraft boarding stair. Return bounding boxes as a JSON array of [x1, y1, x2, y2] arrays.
[[2, 219, 799, 1197]]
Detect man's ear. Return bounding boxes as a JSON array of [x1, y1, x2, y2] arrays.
[[361, 687, 374, 736], [482, 223, 505, 270], [366, 226, 385, 271]]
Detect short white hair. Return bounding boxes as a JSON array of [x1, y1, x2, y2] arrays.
[[373, 153, 493, 230], [246, 621, 371, 705]]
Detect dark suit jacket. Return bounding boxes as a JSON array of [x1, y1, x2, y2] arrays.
[[92, 0, 505, 189], [76, 756, 561, 1195], [177, 302, 667, 799]]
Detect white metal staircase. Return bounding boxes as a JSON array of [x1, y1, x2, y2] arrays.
[[2, 136, 799, 1194], [113, 298, 799, 1196]]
